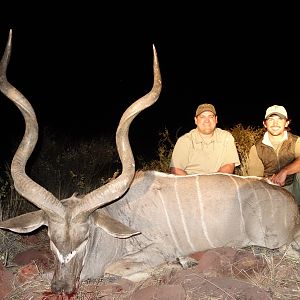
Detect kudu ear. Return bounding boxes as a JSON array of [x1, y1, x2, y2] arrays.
[[0, 210, 47, 233], [92, 211, 140, 238]]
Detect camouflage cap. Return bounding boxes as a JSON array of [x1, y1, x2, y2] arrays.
[[195, 103, 216, 117]]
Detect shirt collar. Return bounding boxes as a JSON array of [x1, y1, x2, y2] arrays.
[[262, 130, 288, 147], [193, 128, 219, 144]]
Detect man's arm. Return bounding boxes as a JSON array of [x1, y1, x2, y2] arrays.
[[221, 132, 240, 171], [218, 163, 235, 174], [271, 157, 300, 186], [169, 167, 187, 175], [169, 136, 189, 175], [270, 138, 300, 186], [247, 145, 264, 176]]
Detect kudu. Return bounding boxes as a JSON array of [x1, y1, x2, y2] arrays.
[[1, 30, 300, 295]]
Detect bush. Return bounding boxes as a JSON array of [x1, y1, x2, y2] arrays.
[[141, 124, 265, 176], [0, 124, 265, 219], [139, 128, 175, 173], [31, 129, 120, 198], [0, 127, 120, 220], [0, 165, 36, 220], [230, 124, 265, 175]]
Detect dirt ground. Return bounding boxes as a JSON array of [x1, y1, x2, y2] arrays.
[[1, 229, 300, 300]]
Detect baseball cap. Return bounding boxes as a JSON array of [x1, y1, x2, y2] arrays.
[[195, 103, 216, 117], [265, 105, 288, 119]]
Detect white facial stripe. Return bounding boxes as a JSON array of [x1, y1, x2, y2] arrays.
[[51, 240, 88, 264], [64, 250, 77, 263]]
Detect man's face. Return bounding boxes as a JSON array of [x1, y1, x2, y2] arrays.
[[264, 114, 289, 136], [195, 111, 217, 135]]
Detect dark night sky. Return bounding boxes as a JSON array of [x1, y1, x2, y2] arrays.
[[1, 4, 300, 161]]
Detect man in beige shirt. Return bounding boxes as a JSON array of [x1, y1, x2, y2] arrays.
[[248, 105, 300, 204], [169, 103, 240, 175]]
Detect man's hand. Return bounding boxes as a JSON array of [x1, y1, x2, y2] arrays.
[[270, 169, 288, 186]]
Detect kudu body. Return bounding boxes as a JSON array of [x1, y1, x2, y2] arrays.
[[1, 30, 300, 295]]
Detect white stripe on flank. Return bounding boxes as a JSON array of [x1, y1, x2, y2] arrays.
[[175, 178, 196, 252], [247, 178, 263, 227], [261, 182, 274, 217], [228, 176, 246, 235], [196, 176, 215, 247], [158, 183, 183, 253]]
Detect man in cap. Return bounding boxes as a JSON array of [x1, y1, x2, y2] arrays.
[[169, 103, 240, 175], [248, 105, 300, 204]]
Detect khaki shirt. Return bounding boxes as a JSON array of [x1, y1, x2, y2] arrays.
[[248, 131, 300, 176], [170, 128, 240, 174]]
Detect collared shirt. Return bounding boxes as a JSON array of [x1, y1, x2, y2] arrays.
[[170, 128, 240, 174], [248, 131, 300, 177], [262, 130, 288, 150]]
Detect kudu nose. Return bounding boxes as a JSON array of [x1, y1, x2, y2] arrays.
[[51, 280, 76, 295]]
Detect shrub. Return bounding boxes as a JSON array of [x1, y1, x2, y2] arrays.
[[139, 128, 175, 173], [141, 124, 265, 176], [0, 165, 35, 220], [230, 124, 265, 175], [27, 127, 120, 199], [0, 124, 265, 219], [0, 127, 120, 220]]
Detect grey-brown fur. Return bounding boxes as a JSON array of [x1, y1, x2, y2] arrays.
[[1, 30, 300, 296]]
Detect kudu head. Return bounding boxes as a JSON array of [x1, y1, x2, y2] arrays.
[[0, 30, 162, 295]]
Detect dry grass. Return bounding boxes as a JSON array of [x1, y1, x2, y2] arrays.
[[1, 125, 298, 299], [2, 245, 300, 299], [0, 125, 264, 221], [139, 127, 174, 173], [4, 275, 51, 300], [140, 124, 265, 175], [242, 246, 300, 299], [230, 124, 265, 176], [0, 230, 24, 267]]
